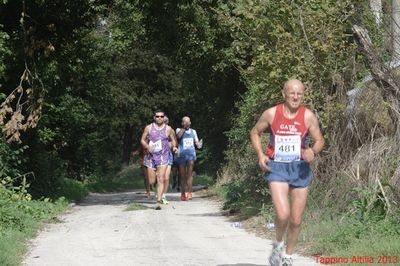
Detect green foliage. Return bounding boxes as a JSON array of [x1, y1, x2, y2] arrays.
[[85, 177, 144, 193], [0, 139, 26, 181], [192, 174, 214, 187], [351, 187, 387, 222], [216, 177, 271, 218], [84, 165, 145, 193], [222, 0, 360, 151], [0, 192, 67, 266], [1, 0, 244, 199], [55, 178, 89, 202], [125, 202, 148, 211], [311, 214, 400, 256], [37, 127, 57, 144], [0, 140, 67, 265], [194, 145, 213, 174], [0, 26, 10, 79], [133, 0, 244, 171]]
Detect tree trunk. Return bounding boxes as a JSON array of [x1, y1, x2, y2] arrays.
[[392, 0, 400, 60], [122, 123, 134, 166], [370, 0, 382, 24]]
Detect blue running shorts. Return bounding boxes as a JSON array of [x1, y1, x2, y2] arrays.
[[176, 151, 196, 166], [168, 151, 173, 166], [264, 160, 313, 188]]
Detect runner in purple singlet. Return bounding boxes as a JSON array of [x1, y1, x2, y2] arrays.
[[141, 110, 178, 210]]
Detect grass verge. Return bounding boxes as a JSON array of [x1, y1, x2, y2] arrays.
[[0, 194, 68, 266], [300, 211, 400, 264], [125, 202, 148, 211], [193, 173, 215, 187]]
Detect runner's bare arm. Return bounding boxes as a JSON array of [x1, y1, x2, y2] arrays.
[[170, 127, 178, 144], [140, 125, 150, 151], [176, 128, 185, 139], [168, 126, 178, 153], [250, 108, 274, 172], [193, 130, 202, 148], [303, 109, 325, 162]]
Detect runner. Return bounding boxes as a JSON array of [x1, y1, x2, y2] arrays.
[[176, 116, 202, 201], [171, 158, 180, 192], [250, 79, 324, 266], [141, 110, 178, 210], [161, 115, 177, 204], [138, 145, 151, 198]]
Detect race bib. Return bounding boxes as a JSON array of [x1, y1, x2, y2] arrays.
[[183, 138, 194, 150], [274, 135, 301, 162], [150, 140, 162, 153]]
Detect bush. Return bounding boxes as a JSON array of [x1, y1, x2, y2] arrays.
[[54, 178, 89, 202], [0, 188, 67, 266], [215, 177, 271, 218]]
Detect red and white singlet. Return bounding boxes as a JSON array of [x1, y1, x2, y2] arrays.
[[266, 104, 309, 162]]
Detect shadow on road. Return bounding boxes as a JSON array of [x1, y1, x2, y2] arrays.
[[78, 190, 146, 206], [78, 185, 208, 206]]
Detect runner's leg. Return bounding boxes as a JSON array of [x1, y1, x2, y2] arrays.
[[164, 165, 171, 195], [179, 165, 186, 194], [142, 166, 150, 197], [156, 165, 168, 202], [286, 187, 308, 255], [187, 160, 194, 193], [147, 167, 156, 187], [172, 165, 177, 188], [177, 167, 181, 191], [269, 182, 290, 242]]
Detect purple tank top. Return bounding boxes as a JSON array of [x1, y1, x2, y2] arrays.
[[147, 123, 169, 155]]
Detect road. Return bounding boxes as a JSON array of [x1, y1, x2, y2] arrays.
[[22, 189, 319, 266]]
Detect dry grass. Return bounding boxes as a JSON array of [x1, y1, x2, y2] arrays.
[[310, 75, 400, 213]]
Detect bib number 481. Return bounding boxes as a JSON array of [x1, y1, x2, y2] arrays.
[[274, 135, 301, 163], [278, 145, 296, 152]]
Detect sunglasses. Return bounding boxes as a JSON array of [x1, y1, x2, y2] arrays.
[[155, 115, 164, 118]]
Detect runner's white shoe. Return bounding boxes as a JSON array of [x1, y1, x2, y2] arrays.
[[269, 242, 283, 266], [161, 195, 169, 204], [282, 256, 293, 266]]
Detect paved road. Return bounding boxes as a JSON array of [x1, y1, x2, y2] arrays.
[[23, 190, 320, 266]]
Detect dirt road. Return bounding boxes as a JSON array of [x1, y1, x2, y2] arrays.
[[23, 190, 319, 266]]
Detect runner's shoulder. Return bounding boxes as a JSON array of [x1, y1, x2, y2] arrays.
[[262, 106, 277, 122], [304, 108, 318, 127], [166, 125, 174, 133]]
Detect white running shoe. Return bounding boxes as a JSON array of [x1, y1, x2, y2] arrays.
[[269, 242, 283, 266], [281, 256, 293, 266], [161, 195, 169, 204]]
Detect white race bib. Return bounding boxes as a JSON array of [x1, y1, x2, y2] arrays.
[[183, 138, 194, 150], [149, 140, 162, 153], [274, 135, 301, 162]]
